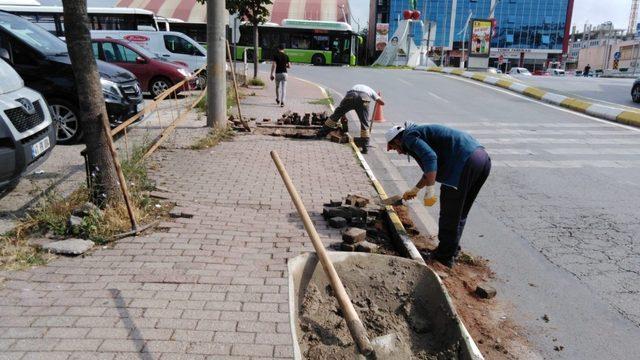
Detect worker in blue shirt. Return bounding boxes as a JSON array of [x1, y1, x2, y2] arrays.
[[385, 123, 491, 267]]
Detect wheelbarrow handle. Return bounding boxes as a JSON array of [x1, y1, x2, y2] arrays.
[[270, 150, 374, 356]]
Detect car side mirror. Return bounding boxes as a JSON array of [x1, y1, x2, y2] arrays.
[[0, 48, 11, 63], [135, 56, 146, 64]]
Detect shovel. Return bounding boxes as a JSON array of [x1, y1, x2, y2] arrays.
[[271, 151, 404, 359]]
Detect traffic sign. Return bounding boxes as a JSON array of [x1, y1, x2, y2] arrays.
[[614, 51, 621, 61]]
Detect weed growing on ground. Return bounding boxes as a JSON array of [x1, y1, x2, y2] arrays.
[[246, 77, 265, 87], [0, 144, 168, 269], [309, 95, 334, 106], [191, 126, 235, 150], [197, 87, 240, 113]]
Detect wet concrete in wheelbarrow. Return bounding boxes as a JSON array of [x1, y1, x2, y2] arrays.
[[296, 255, 464, 359]]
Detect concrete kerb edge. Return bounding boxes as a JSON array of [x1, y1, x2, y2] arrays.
[[298, 76, 426, 263], [423, 67, 640, 128]]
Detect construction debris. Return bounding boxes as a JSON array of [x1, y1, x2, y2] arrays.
[[345, 194, 370, 208], [475, 283, 497, 299], [356, 241, 379, 253], [328, 217, 347, 229], [42, 239, 94, 256], [342, 227, 366, 244]]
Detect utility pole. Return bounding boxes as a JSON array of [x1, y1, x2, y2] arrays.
[[206, 0, 226, 128], [459, 10, 473, 69]]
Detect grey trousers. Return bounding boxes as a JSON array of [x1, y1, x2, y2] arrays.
[[275, 73, 287, 103], [329, 90, 371, 132]]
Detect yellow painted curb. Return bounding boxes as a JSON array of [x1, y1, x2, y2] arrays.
[[522, 87, 547, 100], [427, 67, 443, 73], [495, 79, 513, 88], [451, 69, 465, 75], [471, 73, 487, 81], [616, 111, 640, 127], [561, 98, 593, 112]]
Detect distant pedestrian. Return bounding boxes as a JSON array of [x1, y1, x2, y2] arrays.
[[584, 64, 591, 77], [385, 123, 491, 268], [317, 84, 385, 154], [270, 44, 290, 107]]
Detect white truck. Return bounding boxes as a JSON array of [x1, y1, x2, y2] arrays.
[[0, 58, 55, 191]]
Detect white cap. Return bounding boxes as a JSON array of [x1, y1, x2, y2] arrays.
[[385, 125, 405, 143]]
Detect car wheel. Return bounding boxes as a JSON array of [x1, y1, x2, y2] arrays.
[[312, 54, 326, 66], [150, 77, 173, 97], [49, 100, 81, 145], [196, 71, 207, 90], [632, 85, 640, 103]]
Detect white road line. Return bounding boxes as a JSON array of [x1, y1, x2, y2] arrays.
[[398, 78, 413, 86], [544, 148, 640, 155], [491, 160, 640, 168], [479, 138, 640, 145], [440, 74, 640, 134], [427, 91, 449, 103]]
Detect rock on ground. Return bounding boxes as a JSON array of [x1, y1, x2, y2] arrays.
[[42, 239, 94, 255]]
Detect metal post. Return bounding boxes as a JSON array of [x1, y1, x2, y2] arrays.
[[206, 0, 226, 128]]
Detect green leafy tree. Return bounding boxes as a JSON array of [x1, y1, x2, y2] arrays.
[[226, 0, 273, 79], [198, 0, 272, 79]]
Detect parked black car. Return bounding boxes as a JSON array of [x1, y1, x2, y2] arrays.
[[0, 11, 143, 144], [632, 78, 640, 103]]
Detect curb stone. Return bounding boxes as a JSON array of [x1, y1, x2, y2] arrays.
[[423, 67, 640, 128]]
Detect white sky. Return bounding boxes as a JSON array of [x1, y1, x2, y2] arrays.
[[348, 0, 632, 31]]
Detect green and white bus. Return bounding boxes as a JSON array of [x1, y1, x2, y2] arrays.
[[234, 19, 359, 66]]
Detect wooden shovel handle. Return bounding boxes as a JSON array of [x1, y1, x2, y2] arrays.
[[270, 151, 374, 356]]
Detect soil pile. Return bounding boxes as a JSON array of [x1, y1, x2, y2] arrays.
[[296, 255, 466, 359]]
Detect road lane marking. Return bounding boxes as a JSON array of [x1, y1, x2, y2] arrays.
[[440, 74, 640, 134], [427, 92, 449, 103]]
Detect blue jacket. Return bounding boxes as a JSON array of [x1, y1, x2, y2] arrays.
[[400, 124, 482, 188]]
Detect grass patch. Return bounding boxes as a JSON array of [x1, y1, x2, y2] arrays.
[[246, 77, 265, 87], [0, 144, 169, 270], [309, 95, 334, 106], [191, 125, 235, 150], [196, 86, 241, 113]]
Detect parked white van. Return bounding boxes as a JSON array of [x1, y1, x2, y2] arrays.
[[91, 30, 206, 82], [0, 58, 55, 191]]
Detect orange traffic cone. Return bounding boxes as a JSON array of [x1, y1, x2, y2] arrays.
[[372, 91, 385, 123]]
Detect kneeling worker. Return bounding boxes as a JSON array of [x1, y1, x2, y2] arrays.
[[385, 123, 491, 267], [318, 84, 385, 153]]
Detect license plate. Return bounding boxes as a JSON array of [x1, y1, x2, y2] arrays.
[[136, 103, 144, 113], [32, 136, 51, 158]]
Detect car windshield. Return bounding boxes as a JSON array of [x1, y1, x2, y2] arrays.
[[520, 69, 531, 74], [0, 12, 68, 56]]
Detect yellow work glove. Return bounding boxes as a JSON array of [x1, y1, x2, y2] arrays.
[[402, 186, 420, 200], [423, 185, 437, 207]]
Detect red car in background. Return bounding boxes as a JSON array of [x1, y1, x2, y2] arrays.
[[91, 38, 195, 97]]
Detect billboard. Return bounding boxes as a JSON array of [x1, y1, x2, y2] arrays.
[[376, 23, 390, 51], [470, 19, 492, 58]]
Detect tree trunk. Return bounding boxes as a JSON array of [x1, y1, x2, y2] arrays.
[[61, 0, 119, 203], [253, 22, 259, 79]]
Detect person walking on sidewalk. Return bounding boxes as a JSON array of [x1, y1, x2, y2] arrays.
[[385, 123, 491, 268], [318, 84, 385, 154], [270, 44, 290, 107]]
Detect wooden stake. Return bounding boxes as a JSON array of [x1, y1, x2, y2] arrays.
[[226, 40, 251, 132], [100, 114, 138, 231]]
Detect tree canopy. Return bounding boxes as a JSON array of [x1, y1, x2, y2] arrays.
[[197, 0, 273, 25]]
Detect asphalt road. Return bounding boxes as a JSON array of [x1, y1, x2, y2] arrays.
[[509, 74, 640, 110], [283, 64, 640, 359]]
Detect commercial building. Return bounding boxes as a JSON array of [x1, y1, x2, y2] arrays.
[[369, 0, 574, 69]]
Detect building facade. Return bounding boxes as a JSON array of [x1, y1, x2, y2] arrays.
[[369, 0, 574, 68]]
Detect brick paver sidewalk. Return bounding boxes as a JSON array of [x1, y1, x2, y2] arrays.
[[0, 73, 377, 359]]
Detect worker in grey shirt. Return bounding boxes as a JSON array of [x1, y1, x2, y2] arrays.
[[318, 84, 385, 153]]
